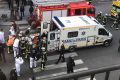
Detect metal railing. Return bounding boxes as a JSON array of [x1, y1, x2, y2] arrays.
[[41, 64, 120, 80]]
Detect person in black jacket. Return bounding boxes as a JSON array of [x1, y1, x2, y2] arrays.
[[30, 44, 37, 68], [9, 68, 18, 80], [20, 5, 25, 19], [66, 56, 75, 73], [0, 69, 7, 80], [29, 6, 34, 16], [55, 44, 65, 64]]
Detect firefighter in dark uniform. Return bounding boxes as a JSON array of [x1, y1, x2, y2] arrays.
[[102, 14, 108, 26], [111, 14, 119, 30], [41, 47, 47, 70], [19, 32, 27, 58], [87, 0, 92, 5], [55, 44, 65, 64], [96, 11, 103, 24], [25, 35, 32, 58]]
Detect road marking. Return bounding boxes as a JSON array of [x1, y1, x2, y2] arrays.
[[36, 67, 88, 80], [34, 59, 83, 72], [37, 52, 78, 63]]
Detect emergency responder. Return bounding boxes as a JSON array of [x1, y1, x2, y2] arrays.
[[96, 11, 103, 24], [55, 44, 65, 64], [13, 36, 20, 58], [66, 56, 75, 74], [111, 14, 119, 30], [0, 69, 7, 80], [87, 0, 92, 5], [102, 14, 108, 26], [25, 35, 32, 58], [41, 47, 47, 70], [41, 37, 47, 51], [19, 33, 27, 58], [30, 44, 37, 68], [9, 68, 18, 80], [15, 55, 24, 77], [7, 36, 15, 54]]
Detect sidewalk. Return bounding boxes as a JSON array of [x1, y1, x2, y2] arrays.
[[0, 1, 30, 26]]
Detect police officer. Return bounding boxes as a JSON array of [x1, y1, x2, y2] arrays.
[[66, 56, 75, 74], [41, 47, 47, 70], [55, 44, 65, 64], [30, 44, 37, 68]]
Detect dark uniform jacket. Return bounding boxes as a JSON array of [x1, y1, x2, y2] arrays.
[[0, 71, 7, 80], [9, 69, 17, 80], [30, 47, 37, 59]]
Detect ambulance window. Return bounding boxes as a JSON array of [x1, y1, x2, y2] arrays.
[[50, 33, 55, 40], [68, 31, 78, 38], [43, 22, 48, 29], [75, 9, 81, 15], [98, 28, 108, 35]]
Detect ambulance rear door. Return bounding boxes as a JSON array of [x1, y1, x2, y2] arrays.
[[47, 31, 60, 52]]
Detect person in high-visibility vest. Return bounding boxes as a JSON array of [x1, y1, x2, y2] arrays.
[[7, 36, 16, 54]]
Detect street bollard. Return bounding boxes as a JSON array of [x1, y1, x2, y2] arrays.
[[105, 71, 110, 80]]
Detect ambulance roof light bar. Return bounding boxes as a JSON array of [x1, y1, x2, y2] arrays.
[[32, 0, 85, 6]]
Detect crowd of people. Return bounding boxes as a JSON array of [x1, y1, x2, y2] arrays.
[[6, 0, 34, 20]]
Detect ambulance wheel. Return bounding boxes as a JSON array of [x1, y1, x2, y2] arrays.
[[69, 46, 75, 52], [103, 41, 110, 47]]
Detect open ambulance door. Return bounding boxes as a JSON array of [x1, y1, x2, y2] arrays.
[[47, 31, 60, 52], [41, 21, 50, 34]]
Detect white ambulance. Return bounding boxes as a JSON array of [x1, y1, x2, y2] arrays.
[[42, 15, 112, 51]]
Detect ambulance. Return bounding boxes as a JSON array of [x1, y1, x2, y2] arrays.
[[44, 15, 112, 51]]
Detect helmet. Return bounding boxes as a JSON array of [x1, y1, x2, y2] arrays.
[[105, 13, 108, 16], [41, 47, 45, 51]]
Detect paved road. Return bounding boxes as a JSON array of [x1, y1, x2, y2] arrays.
[[1, 0, 120, 80]]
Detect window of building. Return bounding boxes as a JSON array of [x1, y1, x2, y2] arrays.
[[68, 31, 78, 38]]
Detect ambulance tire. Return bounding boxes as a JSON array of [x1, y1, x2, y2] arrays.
[[103, 40, 110, 47], [69, 46, 75, 52]]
